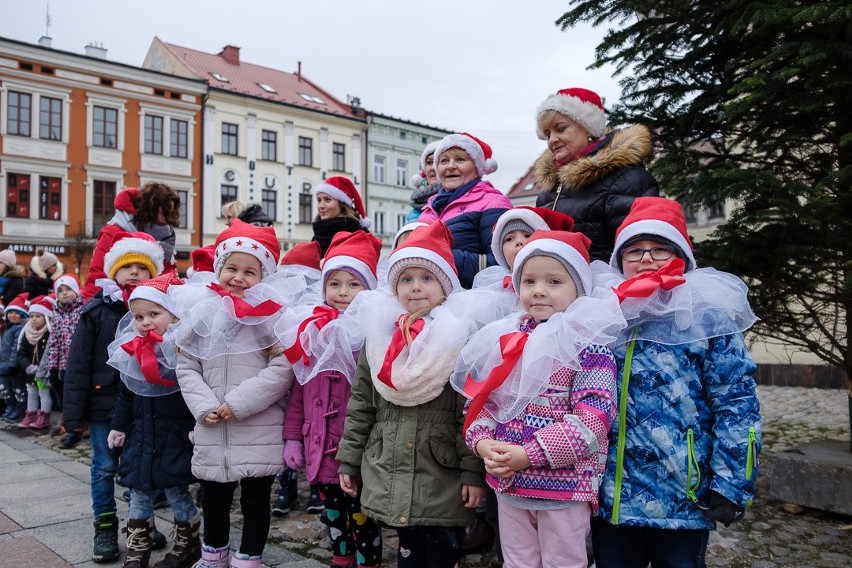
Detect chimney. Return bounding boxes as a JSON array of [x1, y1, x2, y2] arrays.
[[296, 61, 301, 81], [38, 36, 52, 48], [85, 42, 107, 59], [220, 45, 240, 65]]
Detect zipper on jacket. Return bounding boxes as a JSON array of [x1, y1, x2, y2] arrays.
[[745, 426, 757, 481], [611, 328, 638, 525], [686, 428, 700, 503], [223, 353, 230, 478]]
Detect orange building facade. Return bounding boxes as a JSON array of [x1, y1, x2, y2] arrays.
[[0, 36, 206, 277]]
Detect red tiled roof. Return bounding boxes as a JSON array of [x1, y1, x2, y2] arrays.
[[158, 40, 361, 120], [505, 164, 545, 199]]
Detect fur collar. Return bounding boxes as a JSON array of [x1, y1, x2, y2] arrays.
[[533, 124, 654, 192]]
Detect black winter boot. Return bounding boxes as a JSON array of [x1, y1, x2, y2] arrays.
[[92, 512, 120, 562], [123, 517, 151, 568], [271, 469, 298, 517], [152, 513, 201, 568]]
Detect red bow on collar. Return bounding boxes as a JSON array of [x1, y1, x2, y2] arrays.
[[208, 283, 282, 318], [613, 258, 687, 303], [121, 284, 136, 306], [283, 305, 340, 365], [502, 275, 514, 291], [461, 331, 529, 433], [377, 314, 425, 390], [121, 330, 175, 387]]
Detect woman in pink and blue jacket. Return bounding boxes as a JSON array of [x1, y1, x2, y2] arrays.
[[418, 133, 511, 288]]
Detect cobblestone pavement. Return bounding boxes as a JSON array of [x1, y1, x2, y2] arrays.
[[9, 385, 851, 567]]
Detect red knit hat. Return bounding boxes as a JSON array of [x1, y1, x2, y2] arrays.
[[512, 230, 593, 296], [27, 295, 56, 318], [190, 244, 216, 274], [610, 197, 696, 271], [313, 176, 370, 228], [103, 232, 165, 279], [213, 218, 281, 277], [387, 221, 460, 296], [536, 87, 607, 140], [491, 207, 575, 269], [434, 132, 498, 177], [280, 241, 322, 271], [321, 231, 383, 291], [5, 292, 29, 317], [114, 187, 140, 215], [128, 272, 184, 316], [53, 273, 81, 297]]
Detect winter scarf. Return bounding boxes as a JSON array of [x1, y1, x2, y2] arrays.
[[409, 183, 442, 211], [21, 319, 49, 347], [429, 179, 480, 216], [47, 296, 85, 370]]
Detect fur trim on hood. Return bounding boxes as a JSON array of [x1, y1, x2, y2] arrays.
[[30, 256, 65, 280], [3, 264, 27, 279], [533, 124, 654, 192]]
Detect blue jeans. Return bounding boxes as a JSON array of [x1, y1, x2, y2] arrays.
[[591, 517, 709, 568], [89, 420, 119, 520], [129, 486, 198, 523]]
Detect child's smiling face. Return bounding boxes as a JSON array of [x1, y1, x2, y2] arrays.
[[218, 252, 262, 298], [324, 269, 365, 312], [396, 266, 444, 312], [518, 256, 578, 323]]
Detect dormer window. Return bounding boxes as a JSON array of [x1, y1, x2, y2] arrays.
[[210, 72, 229, 82], [299, 93, 325, 104], [258, 83, 277, 93]]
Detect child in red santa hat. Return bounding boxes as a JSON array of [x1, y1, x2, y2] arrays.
[[106, 273, 200, 568], [45, 274, 85, 435], [16, 295, 56, 429], [452, 230, 624, 568], [175, 219, 295, 568], [338, 221, 511, 568], [276, 230, 384, 567], [592, 197, 760, 568]]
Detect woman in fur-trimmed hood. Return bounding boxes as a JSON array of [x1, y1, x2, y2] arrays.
[[533, 88, 659, 262]]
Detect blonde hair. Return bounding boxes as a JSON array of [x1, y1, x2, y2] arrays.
[[537, 109, 591, 138], [438, 147, 472, 163], [222, 200, 248, 219], [400, 301, 444, 346]]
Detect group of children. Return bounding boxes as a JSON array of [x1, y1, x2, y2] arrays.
[[0, 178, 762, 568]]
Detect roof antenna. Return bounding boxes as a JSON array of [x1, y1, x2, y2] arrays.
[[45, 3, 51, 37]]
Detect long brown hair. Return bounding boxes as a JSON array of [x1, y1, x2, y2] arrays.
[[134, 182, 181, 227], [314, 201, 362, 223]]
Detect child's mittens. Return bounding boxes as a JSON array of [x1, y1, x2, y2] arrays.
[[284, 440, 305, 469], [702, 490, 745, 527], [107, 430, 126, 449]]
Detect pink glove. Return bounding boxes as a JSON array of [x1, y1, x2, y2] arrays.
[[107, 430, 126, 449], [283, 440, 305, 470]]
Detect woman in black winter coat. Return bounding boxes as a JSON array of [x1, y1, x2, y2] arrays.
[[310, 176, 369, 257], [533, 87, 659, 262]]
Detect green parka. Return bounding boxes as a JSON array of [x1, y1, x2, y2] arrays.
[[336, 352, 485, 528]]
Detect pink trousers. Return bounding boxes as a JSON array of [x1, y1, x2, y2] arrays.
[[498, 499, 591, 568]]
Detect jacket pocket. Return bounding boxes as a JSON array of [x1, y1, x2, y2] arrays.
[[429, 437, 460, 469], [686, 428, 700, 503]]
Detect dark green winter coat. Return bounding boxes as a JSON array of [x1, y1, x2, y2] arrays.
[[336, 352, 484, 528]]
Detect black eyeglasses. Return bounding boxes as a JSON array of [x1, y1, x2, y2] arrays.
[[620, 245, 676, 262]]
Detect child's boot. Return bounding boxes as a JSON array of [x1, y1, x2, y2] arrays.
[[194, 543, 230, 568], [92, 511, 120, 562], [123, 518, 151, 568], [30, 410, 51, 429], [331, 554, 357, 568], [230, 552, 262, 568], [152, 513, 201, 568], [16, 409, 37, 428]]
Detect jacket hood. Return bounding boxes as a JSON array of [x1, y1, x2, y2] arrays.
[[533, 124, 654, 192], [3, 264, 26, 279]]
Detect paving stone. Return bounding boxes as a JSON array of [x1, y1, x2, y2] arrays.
[[0, 535, 73, 567]]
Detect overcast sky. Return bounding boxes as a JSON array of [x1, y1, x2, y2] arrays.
[[0, 0, 623, 192]]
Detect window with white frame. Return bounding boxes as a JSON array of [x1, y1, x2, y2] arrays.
[[397, 213, 407, 232], [144, 114, 164, 155], [373, 210, 386, 235], [298, 137, 313, 166], [222, 123, 238, 155], [299, 182, 313, 223], [93, 106, 118, 148], [93, 180, 117, 232], [332, 142, 345, 171], [39, 96, 62, 141], [262, 189, 277, 221], [7, 91, 32, 136], [396, 159, 408, 187], [262, 130, 277, 161], [170, 119, 188, 159], [373, 155, 386, 184], [221, 184, 238, 208], [176, 189, 189, 229], [5, 172, 31, 217]]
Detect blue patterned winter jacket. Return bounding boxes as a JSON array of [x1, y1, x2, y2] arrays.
[[598, 327, 761, 530]]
